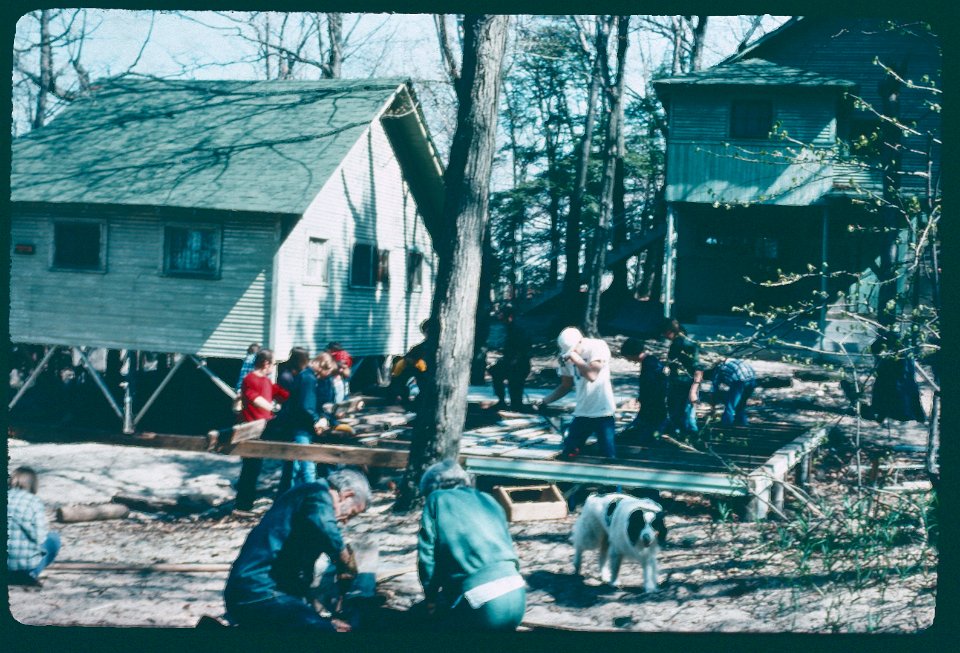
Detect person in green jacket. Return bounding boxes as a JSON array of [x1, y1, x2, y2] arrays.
[[417, 460, 526, 631]]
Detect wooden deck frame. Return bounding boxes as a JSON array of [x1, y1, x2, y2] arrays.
[[10, 403, 827, 521]]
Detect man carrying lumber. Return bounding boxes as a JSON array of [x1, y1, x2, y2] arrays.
[[224, 469, 371, 631], [276, 353, 327, 494], [234, 349, 290, 513], [537, 327, 617, 460]]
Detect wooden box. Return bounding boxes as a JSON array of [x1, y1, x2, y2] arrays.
[[493, 484, 568, 522]]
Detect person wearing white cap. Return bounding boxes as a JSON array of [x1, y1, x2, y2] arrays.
[[537, 327, 617, 459]]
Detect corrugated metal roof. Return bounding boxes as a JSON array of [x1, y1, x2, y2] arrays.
[[11, 77, 407, 215], [653, 58, 855, 92]]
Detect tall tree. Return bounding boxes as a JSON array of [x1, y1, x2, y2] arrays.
[[582, 15, 629, 336], [395, 14, 510, 511], [13, 9, 117, 132], [563, 16, 605, 308]]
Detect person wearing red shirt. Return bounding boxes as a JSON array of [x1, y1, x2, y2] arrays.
[[326, 342, 353, 403], [234, 349, 290, 512]]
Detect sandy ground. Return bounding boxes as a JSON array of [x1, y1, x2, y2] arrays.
[[6, 355, 938, 633]]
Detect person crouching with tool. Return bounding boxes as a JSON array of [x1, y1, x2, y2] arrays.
[[224, 469, 371, 631]]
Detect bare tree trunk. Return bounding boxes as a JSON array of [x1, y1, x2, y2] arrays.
[[583, 16, 629, 336], [689, 16, 709, 71], [471, 221, 495, 385], [33, 10, 52, 129], [563, 17, 606, 308], [395, 14, 510, 511], [606, 155, 629, 302], [670, 16, 683, 75], [639, 186, 667, 300], [325, 13, 343, 78]]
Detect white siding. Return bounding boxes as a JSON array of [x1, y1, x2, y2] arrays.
[[272, 119, 436, 358], [10, 207, 276, 357]]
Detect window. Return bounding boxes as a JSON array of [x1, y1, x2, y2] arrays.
[[351, 243, 390, 288], [305, 237, 330, 284], [406, 250, 424, 292], [730, 100, 773, 139], [52, 221, 104, 271], [164, 225, 221, 278]]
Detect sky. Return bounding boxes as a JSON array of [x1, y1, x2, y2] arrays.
[[12, 11, 790, 139]]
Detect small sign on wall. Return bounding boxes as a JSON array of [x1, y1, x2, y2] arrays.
[[14, 243, 35, 255]]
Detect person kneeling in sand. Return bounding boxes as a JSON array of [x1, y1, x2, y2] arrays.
[[7, 466, 60, 587], [224, 469, 371, 631], [416, 460, 526, 631]]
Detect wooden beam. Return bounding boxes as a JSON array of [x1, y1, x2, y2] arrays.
[[229, 440, 409, 468], [48, 562, 231, 573], [7, 346, 58, 410], [461, 455, 748, 495]]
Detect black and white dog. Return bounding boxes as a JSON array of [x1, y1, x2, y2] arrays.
[[571, 492, 666, 591]]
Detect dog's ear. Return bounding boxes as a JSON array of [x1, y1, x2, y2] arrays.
[[605, 498, 621, 525], [627, 509, 644, 545], [653, 511, 668, 546]]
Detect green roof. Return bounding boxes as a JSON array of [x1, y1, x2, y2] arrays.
[[653, 58, 856, 93], [11, 77, 409, 215]]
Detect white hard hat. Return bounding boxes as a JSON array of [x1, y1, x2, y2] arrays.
[[557, 327, 583, 357]]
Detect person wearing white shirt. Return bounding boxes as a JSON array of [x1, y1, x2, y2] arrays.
[[537, 327, 617, 459]]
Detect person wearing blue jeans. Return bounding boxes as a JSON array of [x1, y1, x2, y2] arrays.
[[224, 470, 371, 632], [662, 318, 704, 436], [712, 359, 757, 426], [277, 354, 324, 494], [538, 327, 618, 460], [7, 467, 60, 586]]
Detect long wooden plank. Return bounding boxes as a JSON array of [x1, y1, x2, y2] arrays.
[[230, 440, 408, 468], [462, 455, 748, 495]]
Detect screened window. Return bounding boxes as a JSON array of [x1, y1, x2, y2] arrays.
[[351, 243, 390, 288], [406, 250, 424, 292], [730, 100, 773, 139], [305, 237, 330, 284], [52, 221, 104, 271], [164, 225, 221, 278]]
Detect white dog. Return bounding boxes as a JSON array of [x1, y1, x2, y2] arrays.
[[571, 492, 664, 592]]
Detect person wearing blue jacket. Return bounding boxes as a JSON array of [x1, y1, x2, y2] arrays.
[[417, 460, 526, 631], [276, 354, 325, 494], [224, 469, 370, 631]]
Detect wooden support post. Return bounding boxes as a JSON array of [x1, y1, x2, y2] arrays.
[[7, 346, 58, 410], [796, 454, 811, 489], [771, 478, 785, 513], [122, 350, 138, 434], [746, 489, 769, 521], [190, 355, 239, 398], [134, 354, 187, 426], [663, 203, 677, 317], [75, 347, 124, 420]]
